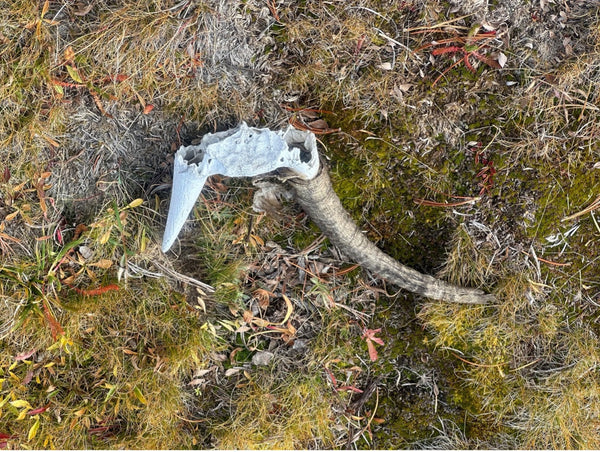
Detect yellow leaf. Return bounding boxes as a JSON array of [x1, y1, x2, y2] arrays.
[[41, 0, 50, 18], [28, 417, 40, 440], [252, 318, 270, 328], [218, 320, 236, 332], [132, 386, 147, 405], [64, 45, 75, 62], [140, 229, 147, 252], [66, 65, 83, 84], [89, 259, 113, 269], [99, 228, 112, 244], [5, 211, 19, 221], [10, 399, 32, 409], [43, 435, 54, 448], [13, 181, 27, 192], [127, 198, 143, 209], [279, 294, 294, 325], [17, 409, 28, 421]]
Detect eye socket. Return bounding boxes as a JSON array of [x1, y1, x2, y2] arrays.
[[184, 148, 204, 165]]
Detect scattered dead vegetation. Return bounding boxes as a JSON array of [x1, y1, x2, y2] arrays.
[[1, 0, 600, 449]]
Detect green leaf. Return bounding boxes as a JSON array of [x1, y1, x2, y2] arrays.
[[103, 383, 117, 402], [132, 386, 147, 405], [66, 65, 83, 83]]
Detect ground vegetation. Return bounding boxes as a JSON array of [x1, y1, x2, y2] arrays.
[[1, 0, 600, 448]]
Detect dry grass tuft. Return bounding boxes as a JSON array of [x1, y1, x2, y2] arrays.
[[211, 372, 335, 449], [2, 0, 600, 448]]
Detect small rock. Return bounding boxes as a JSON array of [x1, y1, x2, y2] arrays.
[[292, 339, 307, 352], [252, 351, 274, 366], [78, 245, 93, 260]]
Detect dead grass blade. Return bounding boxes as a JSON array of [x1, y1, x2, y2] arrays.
[[414, 197, 480, 207], [562, 194, 600, 222]]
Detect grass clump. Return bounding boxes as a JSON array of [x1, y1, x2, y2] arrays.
[[210, 372, 336, 449], [1, 282, 222, 449], [3, 0, 600, 448], [0, 195, 223, 449], [0, 1, 65, 149]]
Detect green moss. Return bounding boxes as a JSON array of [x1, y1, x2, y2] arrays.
[[320, 114, 456, 271], [495, 157, 600, 284]]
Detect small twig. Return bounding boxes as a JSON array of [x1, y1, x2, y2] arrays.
[[332, 301, 371, 322], [173, 412, 207, 423], [280, 105, 334, 114], [266, 0, 280, 22], [289, 116, 341, 135], [520, 250, 572, 267], [404, 14, 474, 33], [152, 261, 215, 292], [451, 352, 506, 368], [414, 196, 480, 207], [562, 194, 600, 222]]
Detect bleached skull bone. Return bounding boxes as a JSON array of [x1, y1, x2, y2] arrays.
[[162, 122, 319, 252]]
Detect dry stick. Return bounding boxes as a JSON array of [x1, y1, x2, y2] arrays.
[[288, 167, 495, 304]]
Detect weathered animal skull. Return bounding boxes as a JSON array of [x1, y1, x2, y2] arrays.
[[162, 122, 319, 252]]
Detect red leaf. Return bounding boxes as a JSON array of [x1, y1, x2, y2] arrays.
[[362, 328, 384, 345], [15, 350, 36, 361], [431, 46, 462, 56], [23, 370, 33, 385], [325, 368, 338, 386], [366, 339, 378, 361], [70, 284, 119, 296], [27, 405, 49, 416], [0, 433, 17, 448], [143, 104, 154, 114], [464, 54, 476, 73], [362, 328, 384, 361], [472, 51, 501, 69], [41, 299, 64, 340], [54, 226, 63, 245], [371, 336, 385, 346]]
